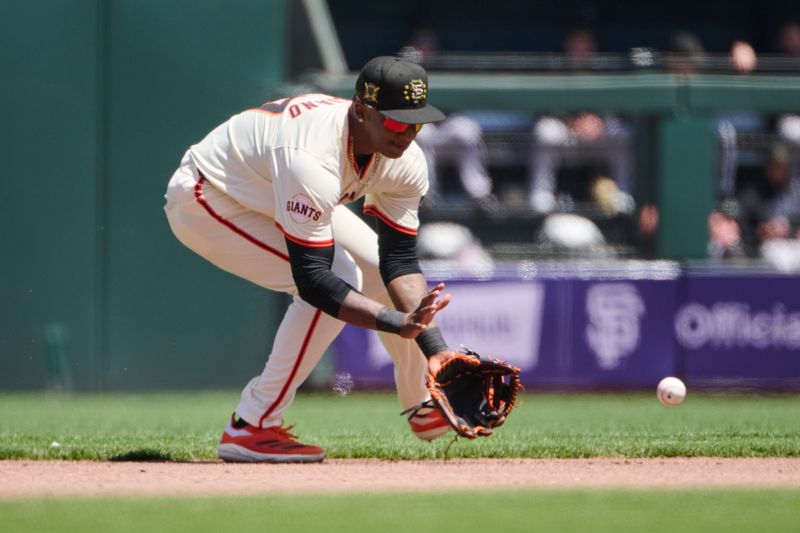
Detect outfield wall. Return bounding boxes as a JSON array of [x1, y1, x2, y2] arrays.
[[336, 264, 800, 390], [1, 0, 288, 391]]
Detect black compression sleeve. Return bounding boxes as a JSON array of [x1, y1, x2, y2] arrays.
[[376, 219, 422, 285], [285, 239, 355, 318], [415, 326, 449, 357]]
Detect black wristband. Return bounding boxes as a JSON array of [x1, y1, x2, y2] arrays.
[[415, 327, 449, 358], [376, 307, 405, 334]]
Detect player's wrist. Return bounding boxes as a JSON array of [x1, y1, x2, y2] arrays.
[[415, 326, 448, 358], [376, 306, 405, 334]]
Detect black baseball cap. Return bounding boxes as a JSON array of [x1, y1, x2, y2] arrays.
[[354, 56, 446, 124]]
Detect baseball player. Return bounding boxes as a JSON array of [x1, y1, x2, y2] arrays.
[[164, 56, 457, 463]]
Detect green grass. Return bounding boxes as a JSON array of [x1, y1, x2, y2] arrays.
[[2, 490, 800, 533], [1, 391, 800, 460]]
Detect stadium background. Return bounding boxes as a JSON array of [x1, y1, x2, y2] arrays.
[[3, 0, 800, 392]]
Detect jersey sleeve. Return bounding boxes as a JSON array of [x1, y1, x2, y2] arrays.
[[363, 149, 428, 236], [272, 149, 340, 246]]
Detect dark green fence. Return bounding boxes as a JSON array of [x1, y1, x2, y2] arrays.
[[2, 0, 287, 391]]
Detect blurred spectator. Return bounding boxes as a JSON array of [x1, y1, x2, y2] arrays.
[[666, 31, 767, 202], [665, 32, 757, 74], [776, 114, 800, 190], [638, 30, 755, 260], [636, 203, 659, 258], [528, 26, 634, 216], [680, 23, 800, 208], [415, 114, 496, 207], [773, 22, 800, 185], [777, 20, 800, 56], [730, 40, 757, 73], [736, 143, 800, 251], [399, 27, 499, 210], [707, 210, 745, 259], [537, 213, 613, 258], [397, 24, 440, 64], [562, 25, 602, 70], [417, 222, 494, 274], [665, 31, 707, 74], [763, 21, 800, 271], [636, 204, 747, 260]]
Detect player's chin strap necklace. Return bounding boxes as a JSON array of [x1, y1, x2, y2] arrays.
[[347, 133, 379, 180], [347, 107, 380, 180]]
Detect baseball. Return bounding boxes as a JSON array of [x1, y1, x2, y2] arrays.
[[657, 377, 686, 406]]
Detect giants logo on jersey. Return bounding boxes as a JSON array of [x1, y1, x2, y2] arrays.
[[287, 194, 322, 224]]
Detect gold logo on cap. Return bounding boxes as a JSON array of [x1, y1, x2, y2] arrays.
[[403, 80, 427, 104], [362, 82, 380, 104]]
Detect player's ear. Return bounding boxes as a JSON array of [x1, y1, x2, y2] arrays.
[[352, 98, 367, 123]]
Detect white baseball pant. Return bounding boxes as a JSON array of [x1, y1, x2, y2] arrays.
[[164, 157, 429, 428]]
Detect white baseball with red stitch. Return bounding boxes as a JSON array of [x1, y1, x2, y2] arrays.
[[657, 377, 686, 406]]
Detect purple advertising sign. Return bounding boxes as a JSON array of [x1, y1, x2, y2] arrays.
[[678, 274, 800, 385], [561, 279, 678, 386], [335, 272, 680, 389], [526, 278, 678, 387], [335, 280, 546, 387], [334, 266, 800, 390]]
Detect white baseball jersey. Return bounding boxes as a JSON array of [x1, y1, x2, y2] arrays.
[[188, 93, 429, 246]]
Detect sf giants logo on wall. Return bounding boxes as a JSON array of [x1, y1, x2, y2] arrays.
[[585, 283, 645, 369], [287, 194, 322, 224]]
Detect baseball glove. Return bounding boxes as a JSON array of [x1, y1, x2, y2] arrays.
[[403, 349, 522, 439]]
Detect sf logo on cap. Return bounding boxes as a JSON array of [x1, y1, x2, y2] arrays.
[[404, 80, 427, 104], [362, 82, 380, 104]]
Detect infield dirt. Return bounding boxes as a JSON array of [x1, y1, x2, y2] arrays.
[[2, 458, 799, 499]]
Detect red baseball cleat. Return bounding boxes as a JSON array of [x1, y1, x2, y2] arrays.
[[218, 416, 324, 463], [407, 407, 451, 441]]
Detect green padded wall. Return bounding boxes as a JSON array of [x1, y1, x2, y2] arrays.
[[0, 1, 101, 390], [1, 0, 288, 391], [657, 115, 716, 259], [103, 0, 287, 390]]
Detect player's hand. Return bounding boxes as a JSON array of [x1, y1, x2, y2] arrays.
[[399, 282, 451, 338], [427, 349, 458, 375]]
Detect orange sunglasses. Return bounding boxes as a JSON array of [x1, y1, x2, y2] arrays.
[[382, 116, 424, 133], [358, 98, 423, 133]]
